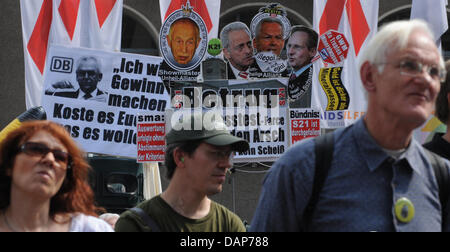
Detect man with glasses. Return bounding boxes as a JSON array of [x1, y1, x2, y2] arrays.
[[45, 56, 107, 103], [250, 20, 450, 232], [115, 112, 249, 232]]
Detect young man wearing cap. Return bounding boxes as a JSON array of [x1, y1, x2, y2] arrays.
[[115, 112, 249, 232]]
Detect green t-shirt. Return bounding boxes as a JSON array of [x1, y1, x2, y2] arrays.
[[115, 195, 246, 232]]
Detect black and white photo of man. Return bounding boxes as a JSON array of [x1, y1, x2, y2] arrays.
[[45, 56, 107, 103]]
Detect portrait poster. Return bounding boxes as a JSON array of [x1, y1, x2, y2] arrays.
[[41, 44, 170, 158], [159, 1, 208, 82], [218, 3, 292, 81]]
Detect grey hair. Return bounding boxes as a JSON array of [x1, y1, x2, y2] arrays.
[[220, 22, 251, 49], [359, 19, 444, 73], [254, 17, 284, 39], [77, 56, 102, 73]]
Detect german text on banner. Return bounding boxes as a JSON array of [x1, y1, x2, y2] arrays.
[[41, 45, 170, 158], [20, 0, 123, 109], [312, 0, 379, 128]]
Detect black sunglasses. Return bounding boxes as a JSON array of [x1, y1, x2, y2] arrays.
[[20, 142, 71, 167]]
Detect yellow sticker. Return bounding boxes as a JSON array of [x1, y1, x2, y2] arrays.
[[318, 67, 350, 111], [395, 197, 415, 223]]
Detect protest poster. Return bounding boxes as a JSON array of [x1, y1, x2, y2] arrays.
[[41, 44, 170, 158], [158, 1, 208, 82], [137, 115, 166, 163], [289, 108, 321, 145], [218, 3, 292, 81], [167, 79, 289, 162], [312, 0, 379, 128]]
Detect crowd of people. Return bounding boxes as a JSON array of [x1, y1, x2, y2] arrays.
[[1, 19, 450, 232]]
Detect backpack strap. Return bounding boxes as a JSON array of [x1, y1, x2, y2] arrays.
[[424, 149, 449, 227], [129, 207, 161, 232], [302, 132, 335, 230]]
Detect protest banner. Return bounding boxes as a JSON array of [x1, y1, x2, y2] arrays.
[[289, 108, 321, 145], [168, 79, 289, 162], [41, 44, 170, 158], [158, 0, 209, 81], [21, 0, 123, 108], [137, 116, 166, 163], [312, 0, 379, 128]]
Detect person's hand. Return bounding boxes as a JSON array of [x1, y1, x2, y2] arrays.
[[45, 81, 75, 95], [52, 80, 74, 89]]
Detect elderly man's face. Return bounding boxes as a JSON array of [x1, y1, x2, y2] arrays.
[[76, 59, 102, 94], [253, 22, 285, 57], [167, 21, 200, 65], [370, 29, 441, 126], [223, 30, 254, 71]]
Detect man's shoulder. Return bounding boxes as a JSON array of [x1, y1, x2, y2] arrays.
[[115, 196, 164, 232], [210, 201, 246, 232]]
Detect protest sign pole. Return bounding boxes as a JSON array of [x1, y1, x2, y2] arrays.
[[143, 162, 162, 200]]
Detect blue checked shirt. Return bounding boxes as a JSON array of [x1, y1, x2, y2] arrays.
[[250, 118, 450, 232]]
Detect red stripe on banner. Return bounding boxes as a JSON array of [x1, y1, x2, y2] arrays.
[[319, 0, 346, 35], [94, 0, 117, 28], [27, 0, 53, 74], [164, 0, 213, 33], [58, 0, 80, 40], [346, 0, 370, 56]]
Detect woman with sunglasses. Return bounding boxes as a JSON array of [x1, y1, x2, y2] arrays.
[[0, 121, 112, 232]]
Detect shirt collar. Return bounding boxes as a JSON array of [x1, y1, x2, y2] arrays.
[[292, 63, 312, 78], [353, 118, 389, 173], [352, 118, 424, 176], [229, 63, 248, 80]]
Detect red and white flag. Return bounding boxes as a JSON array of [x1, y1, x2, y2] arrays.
[[20, 0, 123, 108], [411, 0, 448, 50], [312, 0, 379, 128], [159, 0, 221, 39]]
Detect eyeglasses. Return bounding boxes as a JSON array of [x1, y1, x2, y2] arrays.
[[76, 70, 98, 79], [207, 149, 235, 162], [20, 142, 70, 168], [379, 59, 446, 82]]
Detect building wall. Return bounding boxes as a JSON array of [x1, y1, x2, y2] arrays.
[[0, 0, 413, 223]]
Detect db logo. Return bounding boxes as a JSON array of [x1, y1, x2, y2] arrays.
[[50, 56, 73, 73]]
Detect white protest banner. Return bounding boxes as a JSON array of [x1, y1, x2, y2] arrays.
[[167, 79, 289, 162], [289, 109, 321, 145], [21, 0, 123, 108], [226, 107, 288, 162], [312, 0, 378, 128], [41, 45, 170, 158]]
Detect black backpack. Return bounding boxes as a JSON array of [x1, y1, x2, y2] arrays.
[[303, 132, 449, 230]]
